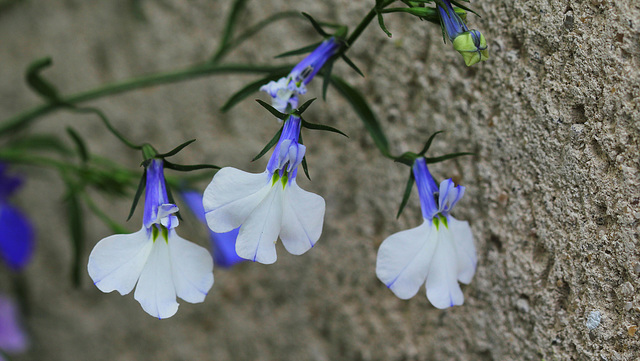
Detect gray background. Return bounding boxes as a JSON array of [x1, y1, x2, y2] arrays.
[[0, 0, 639, 360]]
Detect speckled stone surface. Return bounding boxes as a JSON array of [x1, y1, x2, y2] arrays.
[[0, 0, 638, 360]]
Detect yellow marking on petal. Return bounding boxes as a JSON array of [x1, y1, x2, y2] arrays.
[[152, 226, 159, 242]]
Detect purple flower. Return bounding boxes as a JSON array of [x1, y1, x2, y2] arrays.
[[0, 164, 34, 271], [180, 190, 244, 268], [0, 295, 28, 358]]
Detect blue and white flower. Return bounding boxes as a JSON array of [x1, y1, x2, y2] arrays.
[[88, 159, 214, 319], [203, 115, 325, 264], [436, 0, 488, 66], [261, 38, 341, 113], [376, 157, 477, 308], [0, 164, 34, 271], [181, 190, 244, 268]]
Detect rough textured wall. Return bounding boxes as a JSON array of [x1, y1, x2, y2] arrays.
[[0, 0, 638, 360]]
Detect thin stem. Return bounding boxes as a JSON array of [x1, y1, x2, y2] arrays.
[[0, 63, 291, 134], [346, 0, 396, 47]]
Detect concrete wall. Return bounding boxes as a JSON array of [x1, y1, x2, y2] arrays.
[[0, 0, 638, 360]]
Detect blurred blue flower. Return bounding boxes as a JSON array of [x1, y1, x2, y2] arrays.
[[0, 295, 28, 359], [180, 189, 244, 268], [0, 164, 34, 271]]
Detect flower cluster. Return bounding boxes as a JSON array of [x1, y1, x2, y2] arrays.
[[376, 157, 477, 308]]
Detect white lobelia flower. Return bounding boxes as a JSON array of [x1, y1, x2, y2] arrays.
[[88, 159, 214, 319], [203, 115, 325, 264], [376, 157, 477, 309]]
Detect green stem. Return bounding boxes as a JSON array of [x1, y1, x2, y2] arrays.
[[346, 0, 396, 46], [0, 63, 291, 134]]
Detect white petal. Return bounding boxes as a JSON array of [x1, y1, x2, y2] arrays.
[[425, 228, 464, 309], [280, 180, 325, 255], [88, 227, 153, 296], [235, 184, 283, 264], [448, 217, 477, 284], [168, 231, 214, 304], [203, 168, 271, 233], [376, 221, 436, 300], [134, 239, 179, 319]]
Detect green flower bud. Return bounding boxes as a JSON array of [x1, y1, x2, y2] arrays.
[[452, 29, 489, 66]]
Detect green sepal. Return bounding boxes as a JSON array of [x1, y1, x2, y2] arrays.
[[298, 132, 311, 180], [450, 0, 479, 16], [425, 152, 474, 163], [155, 139, 196, 158], [66, 127, 89, 163], [25, 57, 61, 102], [341, 54, 364, 77], [394, 151, 418, 166], [328, 75, 391, 158], [127, 168, 147, 221], [295, 98, 317, 115], [252, 127, 283, 162], [396, 169, 415, 218], [376, 11, 393, 37], [255, 99, 288, 120], [419, 131, 444, 156], [275, 42, 323, 58], [162, 161, 221, 172], [301, 12, 330, 37], [300, 117, 349, 138], [142, 144, 157, 161], [221, 68, 291, 112]]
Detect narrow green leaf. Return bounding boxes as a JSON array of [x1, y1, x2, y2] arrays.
[[255, 99, 288, 120], [329, 75, 391, 157], [25, 57, 60, 102], [377, 11, 393, 37], [163, 161, 221, 172], [450, 0, 479, 16], [341, 54, 364, 77], [296, 98, 316, 115], [425, 152, 474, 163], [69, 106, 142, 150], [275, 42, 322, 58], [211, 0, 249, 62], [396, 170, 415, 218], [301, 118, 349, 138], [7, 134, 72, 155], [419, 131, 444, 156], [127, 168, 146, 221], [66, 127, 89, 163], [252, 127, 282, 162], [301, 12, 329, 37], [67, 192, 84, 287], [82, 193, 128, 234], [155, 139, 196, 158]]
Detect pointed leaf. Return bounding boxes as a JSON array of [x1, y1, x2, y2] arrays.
[[127, 168, 147, 221], [301, 118, 348, 138], [322, 60, 334, 100], [329, 75, 391, 157], [256, 99, 289, 120], [66, 127, 89, 163], [275, 42, 323, 58], [396, 170, 415, 218], [252, 127, 283, 162], [419, 131, 444, 156], [25, 57, 61, 102], [301, 12, 329, 37], [377, 11, 393, 37], [341, 54, 364, 77], [425, 152, 474, 163], [155, 139, 196, 158], [163, 161, 221, 172]]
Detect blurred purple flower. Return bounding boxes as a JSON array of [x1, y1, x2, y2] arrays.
[[0, 164, 34, 271], [180, 190, 244, 268], [0, 295, 28, 358]]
